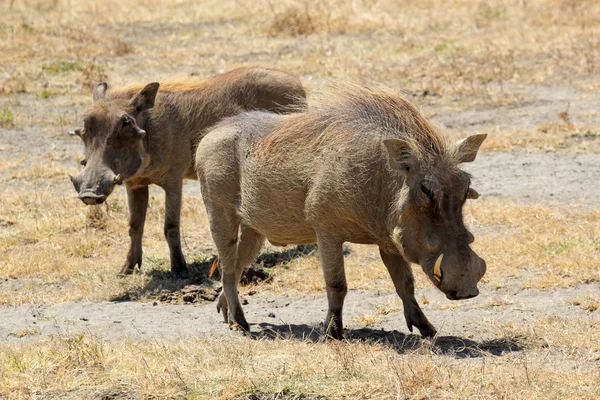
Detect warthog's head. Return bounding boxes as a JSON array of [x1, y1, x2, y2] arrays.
[[385, 134, 487, 300], [70, 82, 159, 205]]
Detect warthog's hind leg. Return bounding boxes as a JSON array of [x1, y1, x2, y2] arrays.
[[215, 224, 265, 325], [316, 233, 347, 340], [120, 185, 149, 275], [379, 248, 437, 338], [207, 201, 264, 332]]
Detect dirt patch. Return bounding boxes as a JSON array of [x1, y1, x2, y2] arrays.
[[159, 285, 223, 305], [464, 151, 600, 206], [1, 283, 597, 345]]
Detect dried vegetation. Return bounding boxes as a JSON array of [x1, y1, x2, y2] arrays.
[[1, 0, 599, 398]]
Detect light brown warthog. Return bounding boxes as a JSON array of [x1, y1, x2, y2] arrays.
[[196, 84, 487, 338], [70, 67, 306, 278]]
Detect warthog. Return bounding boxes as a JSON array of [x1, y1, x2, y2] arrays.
[[70, 67, 306, 278], [196, 84, 487, 338]]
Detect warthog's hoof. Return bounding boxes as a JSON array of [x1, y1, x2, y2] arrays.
[[324, 319, 344, 340], [229, 320, 250, 333], [118, 265, 137, 276], [216, 293, 228, 323], [406, 319, 437, 339], [418, 324, 437, 339], [171, 266, 189, 280]]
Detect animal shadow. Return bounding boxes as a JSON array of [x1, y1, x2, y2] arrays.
[[253, 323, 524, 359], [110, 244, 318, 302]]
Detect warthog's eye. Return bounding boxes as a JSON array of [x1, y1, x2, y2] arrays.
[[80, 159, 87, 167], [421, 183, 434, 201]]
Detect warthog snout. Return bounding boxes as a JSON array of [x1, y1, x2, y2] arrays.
[[70, 170, 120, 206], [429, 251, 486, 301], [78, 191, 107, 205]]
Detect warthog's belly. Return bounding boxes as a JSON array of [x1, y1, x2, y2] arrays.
[[255, 223, 317, 247], [240, 210, 317, 246]]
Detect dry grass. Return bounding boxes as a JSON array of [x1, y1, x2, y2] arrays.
[[1, 0, 600, 398], [0, 316, 598, 399], [569, 292, 600, 312], [482, 121, 600, 153], [0, 189, 215, 305], [1, 191, 598, 306]]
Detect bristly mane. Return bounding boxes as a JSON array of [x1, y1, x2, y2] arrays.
[[107, 78, 213, 98], [106, 67, 295, 99], [265, 82, 449, 161]]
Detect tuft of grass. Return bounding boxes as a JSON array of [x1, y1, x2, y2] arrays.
[[0, 108, 14, 126], [569, 293, 600, 312], [41, 60, 82, 74], [38, 89, 54, 98]]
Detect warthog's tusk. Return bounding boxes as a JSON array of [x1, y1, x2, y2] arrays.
[[433, 254, 443, 283], [113, 174, 121, 185], [68, 174, 74, 183]]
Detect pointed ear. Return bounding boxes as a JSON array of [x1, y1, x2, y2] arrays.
[[130, 82, 159, 112], [466, 187, 479, 200], [69, 127, 83, 138], [455, 133, 487, 163], [384, 139, 413, 171], [119, 115, 146, 140], [93, 83, 108, 103]]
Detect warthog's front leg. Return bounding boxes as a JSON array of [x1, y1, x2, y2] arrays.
[[120, 185, 149, 275], [317, 234, 347, 340], [379, 248, 437, 338], [164, 183, 188, 279]]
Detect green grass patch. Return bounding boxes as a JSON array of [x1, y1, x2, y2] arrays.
[[0, 108, 14, 126], [41, 60, 82, 74]]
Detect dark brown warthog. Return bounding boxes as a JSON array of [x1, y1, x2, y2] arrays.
[[196, 83, 487, 338], [70, 67, 307, 278]]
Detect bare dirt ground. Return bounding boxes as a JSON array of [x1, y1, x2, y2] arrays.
[[1, 1, 599, 399]]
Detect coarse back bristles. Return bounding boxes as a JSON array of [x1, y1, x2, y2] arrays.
[[266, 81, 451, 163], [106, 67, 300, 98]]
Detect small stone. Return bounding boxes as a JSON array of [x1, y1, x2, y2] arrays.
[[268, 312, 276, 318], [153, 301, 158, 306], [206, 295, 216, 302], [242, 299, 249, 305]]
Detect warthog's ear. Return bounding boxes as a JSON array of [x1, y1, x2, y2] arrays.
[[130, 82, 159, 112], [69, 127, 83, 138], [93, 82, 108, 103], [466, 187, 479, 200], [455, 134, 487, 163], [384, 139, 413, 171], [119, 115, 146, 140]]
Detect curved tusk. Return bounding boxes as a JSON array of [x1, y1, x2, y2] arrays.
[[433, 253, 444, 283], [68, 174, 74, 183], [113, 174, 121, 185]]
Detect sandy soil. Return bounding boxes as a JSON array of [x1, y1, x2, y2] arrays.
[[1, 283, 598, 349]]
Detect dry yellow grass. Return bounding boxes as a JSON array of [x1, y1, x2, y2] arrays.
[[1, 0, 599, 155], [1, 1, 600, 398], [1, 190, 598, 306], [0, 315, 598, 399]]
